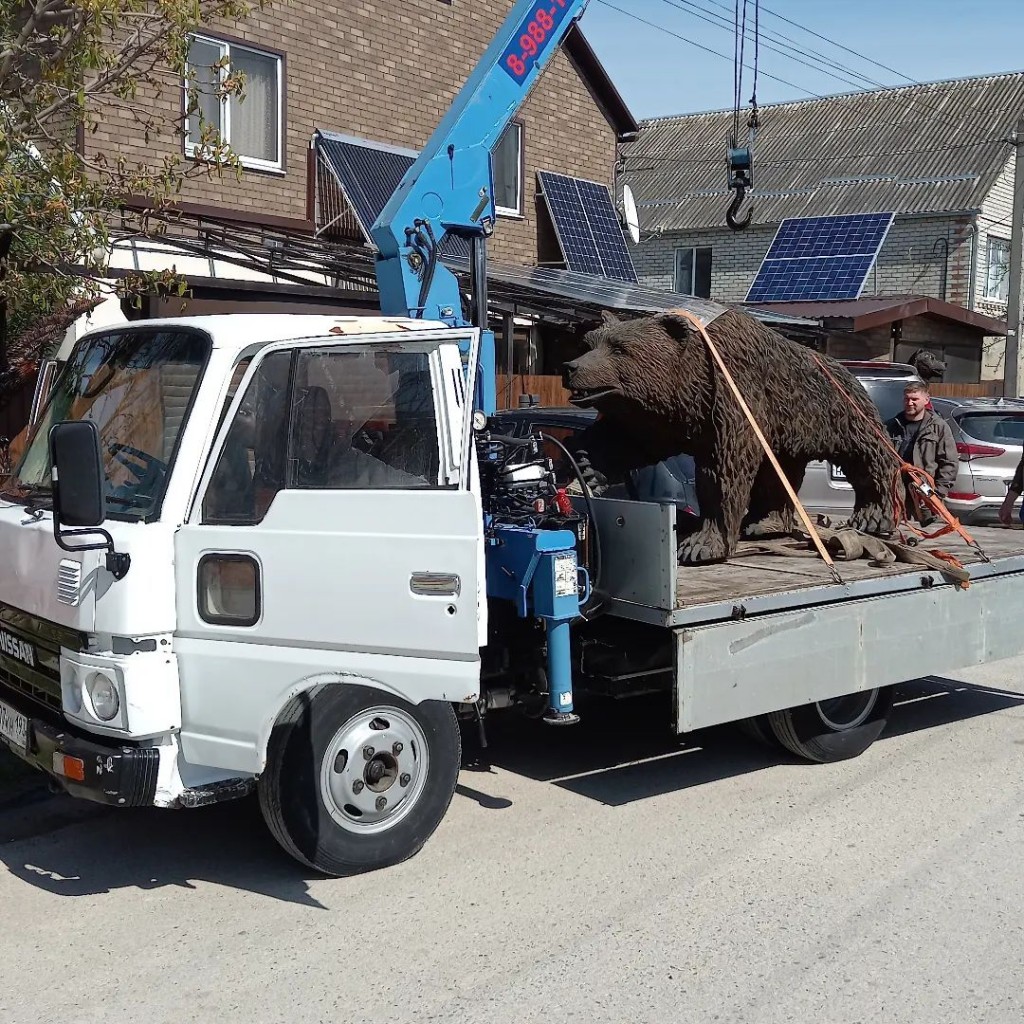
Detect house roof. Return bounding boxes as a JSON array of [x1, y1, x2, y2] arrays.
[[622, 72, 1024, 233], [745, 294, 1008, 336], [564, 26, 639, 141]]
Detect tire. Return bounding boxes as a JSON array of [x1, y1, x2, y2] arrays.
[[736, 714, 784, 750], [258, 684, 461, 876], [767, 686, 895, 763]]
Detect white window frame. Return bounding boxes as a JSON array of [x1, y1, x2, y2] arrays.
[[984, 235, 1010, 303], [184, 34, 284, 174], [674, 246, 712, 297], [492, 122, 523, 218]]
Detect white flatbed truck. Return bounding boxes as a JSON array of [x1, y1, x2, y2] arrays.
[[3, 0, 1022, 875], [0, 312, 1021, 875]]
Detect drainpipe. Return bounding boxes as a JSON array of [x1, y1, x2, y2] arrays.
[[966, 220, 978, 310], [932, 238, 949, 301]]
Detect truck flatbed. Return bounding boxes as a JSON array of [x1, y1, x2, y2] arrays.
[[588, 499, 1024, 628]]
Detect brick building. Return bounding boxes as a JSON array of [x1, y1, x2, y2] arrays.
[[621, 72, 1024, 384], [100, 0, 637, 351]]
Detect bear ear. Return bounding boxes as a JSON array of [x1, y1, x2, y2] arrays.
[[654, 311, 696, 342], [600, 309, 621, 325]]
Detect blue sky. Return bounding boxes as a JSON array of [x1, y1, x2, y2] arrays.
[[580, 0, 1024, 119]]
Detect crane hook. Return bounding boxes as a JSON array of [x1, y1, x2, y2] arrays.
[[726, 185, 753, 231]]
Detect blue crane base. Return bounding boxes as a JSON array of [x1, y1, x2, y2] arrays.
[[486, 522, 588, 724]]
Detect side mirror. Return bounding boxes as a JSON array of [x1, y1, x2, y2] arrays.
[[49, 420, 105, 527], [47, 421, 130, 579]]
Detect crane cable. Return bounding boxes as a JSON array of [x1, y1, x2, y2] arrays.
[[726, 0, 758, 229]]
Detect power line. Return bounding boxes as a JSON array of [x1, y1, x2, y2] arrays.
[[705, 0, 1006, 146], [751, 0, 925, 87], [662, 0, 1003, 147], [979, 212, 1013, 231], [623, 136, 1005, 174], [702, 0, 892, 90], [594, 0, 824, 99], [664, 0, 883, 94]]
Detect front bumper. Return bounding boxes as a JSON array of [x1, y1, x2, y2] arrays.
[[1, 690, 159, 807]]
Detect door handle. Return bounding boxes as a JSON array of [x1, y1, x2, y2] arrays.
[[410, 572, 462, 597]]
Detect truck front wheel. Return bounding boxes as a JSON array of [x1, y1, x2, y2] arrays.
[[767, 686, 895, 763], [258, 684, 461, 876]]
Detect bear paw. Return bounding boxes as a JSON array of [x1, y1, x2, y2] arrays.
[[847, 504, 895, 537], [677, 521, 729, 564], [741, 511, 791, 539]]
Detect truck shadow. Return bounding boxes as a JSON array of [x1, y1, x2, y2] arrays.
[[0, 677, 1017, 902], [0, 794, 328, 907], [468, 676, 1024, 807], [462, 693, 772, 806], [885, 675, 1024, 737]]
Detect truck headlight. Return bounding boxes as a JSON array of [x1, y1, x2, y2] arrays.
[[86, 672, 120, 721]]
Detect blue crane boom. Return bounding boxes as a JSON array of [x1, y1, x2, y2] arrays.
[[370, 0, 595, 727], [371, 0, 591, 415]]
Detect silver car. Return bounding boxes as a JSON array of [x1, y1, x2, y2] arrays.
[[929, 396, 1024, 524], [797, 361, 924, 520]]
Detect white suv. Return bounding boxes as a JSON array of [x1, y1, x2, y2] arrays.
[[797, 361, 924, 520], [930, 396, 1024, 524]]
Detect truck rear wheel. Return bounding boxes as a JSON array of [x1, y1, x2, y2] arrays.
[[736, 714, 783, 750], [258, 684, 461, 876], [767, 686, 894, 763]]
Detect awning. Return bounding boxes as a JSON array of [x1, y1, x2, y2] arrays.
[[446, 259, 820, 332], [745, 295, 1007, 335], [106, 203, 819, 334]]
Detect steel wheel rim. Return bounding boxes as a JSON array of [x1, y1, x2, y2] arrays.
[[319, 705, 430, 835], [816, 689, 879, 731]]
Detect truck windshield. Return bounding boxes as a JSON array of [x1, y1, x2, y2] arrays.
[[5, 327, 210, 521]]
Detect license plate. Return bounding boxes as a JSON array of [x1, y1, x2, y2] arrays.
[[0, 698, 28, 753]]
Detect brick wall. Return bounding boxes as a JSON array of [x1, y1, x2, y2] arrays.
[[871, 215, 972, 301], [824, 329, 891, 362], [631, 213, 973, 305], [630, 225, 777, 301], [92, 0, 620, 267]]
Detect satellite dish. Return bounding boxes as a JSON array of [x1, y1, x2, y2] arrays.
[[621, 184, 640, 245]]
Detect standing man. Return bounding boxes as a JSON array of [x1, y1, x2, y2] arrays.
[[886, 382, 958, 524]]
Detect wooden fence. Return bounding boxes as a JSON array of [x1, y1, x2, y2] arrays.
[[493, 374, 1010, 409], [496, 374, 571, 409], [929, 381, 1004, 399]]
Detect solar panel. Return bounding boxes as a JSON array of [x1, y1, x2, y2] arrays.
[[315, 132, 469, 259], [745, 212, 894, 303], [537, 171, 638, 283]]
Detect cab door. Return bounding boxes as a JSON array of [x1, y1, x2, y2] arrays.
[[172, 334, 482, 773]]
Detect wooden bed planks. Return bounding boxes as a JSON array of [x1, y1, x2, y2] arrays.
[[674, 526, 1024, 608]]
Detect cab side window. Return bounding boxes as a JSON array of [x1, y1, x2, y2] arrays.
[[291, 347, 441, 490], [202, 351, 292, 524]]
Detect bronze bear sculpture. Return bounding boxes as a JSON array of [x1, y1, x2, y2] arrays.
[[908, 347, 946, 383], [562, 309, 897, 564]]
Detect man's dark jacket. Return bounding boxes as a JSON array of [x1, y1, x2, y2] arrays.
[[886, 410, 958, 496]]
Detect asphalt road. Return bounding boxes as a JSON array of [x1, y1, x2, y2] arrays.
[[2, 661, 1023, 1024]]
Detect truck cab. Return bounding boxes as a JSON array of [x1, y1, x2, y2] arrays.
[[0, 314, 484, 874]]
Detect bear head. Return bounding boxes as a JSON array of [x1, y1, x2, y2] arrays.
[[562, 310, 707, 421], [908, 348, 946, 382]]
